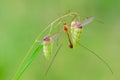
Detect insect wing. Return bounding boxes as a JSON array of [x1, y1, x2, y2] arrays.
[[81, 17, 94, 26]]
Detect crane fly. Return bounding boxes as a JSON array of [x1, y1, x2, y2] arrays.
[[42, 31, 64, 76], [70, 16, 113, 74], [42, 22, 73, 60], [42, 31, 61, 60], [71, 16, 94, 46], [43, 16, 113, 76], [14, 12, 113, 80], [43, 22, 74, 75]]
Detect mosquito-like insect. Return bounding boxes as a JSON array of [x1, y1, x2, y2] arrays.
[[42, 19, 74, 60], [42, 36, 53, 60], [42, 22, 73, 60], [71, 16, 94, 46], [70, 16, 113, 74], [43, 16, 113, 76], [15, 12, 113, 80], [42, 31, 61, 60]]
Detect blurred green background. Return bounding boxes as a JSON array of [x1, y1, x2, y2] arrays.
[[0, 0, 120, 80]]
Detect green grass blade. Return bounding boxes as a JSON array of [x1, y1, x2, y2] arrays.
[[16, 45, 43, 80]]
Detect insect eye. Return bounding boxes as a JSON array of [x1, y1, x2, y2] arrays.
[[71, 21, 82, 28], [43, 36, 51, 41], [76, 23, 82, 28]]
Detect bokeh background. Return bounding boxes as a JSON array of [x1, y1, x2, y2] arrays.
[[0, 0, 120, 80]]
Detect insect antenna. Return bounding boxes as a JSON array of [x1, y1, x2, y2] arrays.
[[79, 43, 113, 74]]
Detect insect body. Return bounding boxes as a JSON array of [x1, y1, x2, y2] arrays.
[[71, 17, 94, 46], [71, 21, 82, 46], [43, 36, 53, 60], [42, 32, 60, 60], [44, 16, 113, 75], [14, 12, 113, 80], [64, 23, 73, 48]]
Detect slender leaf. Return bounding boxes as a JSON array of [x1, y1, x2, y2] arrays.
[[16, 45, 43, 80]]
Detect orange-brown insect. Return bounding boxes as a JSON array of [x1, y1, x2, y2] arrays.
[[63, 22, 73, 48]]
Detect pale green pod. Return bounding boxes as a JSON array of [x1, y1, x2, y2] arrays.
[[43, 36, 53, 60], [73, 27, 82, 46], [70, 17, 94, 47], [71, 21, 82, 47]]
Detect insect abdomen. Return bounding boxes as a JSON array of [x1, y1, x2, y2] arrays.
[[43, 42, 52, 60], [72, 27, 82, 46], [43, 36, 53, 60], [71, 21, 83, 47]]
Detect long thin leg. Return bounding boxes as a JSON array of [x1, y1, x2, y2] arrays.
[[79, 43, 113, 74], [44, 43, 63, 76]]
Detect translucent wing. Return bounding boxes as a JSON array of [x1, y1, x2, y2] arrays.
[[51, 32, 60, 42], [81, 17, 94, 26]]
